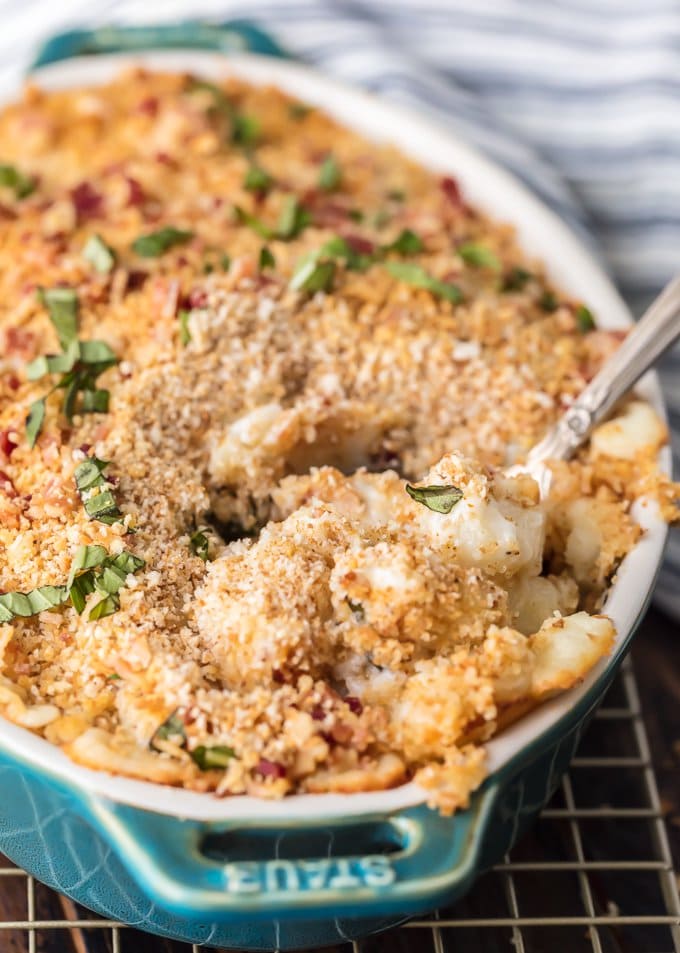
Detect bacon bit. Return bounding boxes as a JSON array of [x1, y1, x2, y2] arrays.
[[311, 704, 326, 721], [176, 255, 189, 268], [342, 233, 375, 255], [440, 175, 463, 209], [0, 432, 18, 461], [272, 669, 285, 684], [70, 182, 103, 222], [136, 96, 158, 117], [346, 696, 363, 715], [78, 443, 92, 455], [3, 327, 35, 358], [0, 204, 17, 220], [0, 471, 17, 498], [125, 176, 146, 208], [212, 196, 224, 209], [311, 200, 352, 228], [256, 758, 287, 779], [7, 377, 20, 392], [187, 288, 208, 309], [127, 270, 149, 292]]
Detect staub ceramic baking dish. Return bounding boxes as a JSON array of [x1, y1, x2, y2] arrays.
[[0, 23, 669, 952]]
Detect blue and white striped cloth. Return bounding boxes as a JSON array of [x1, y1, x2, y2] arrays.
[[1, 0, 679, 612]]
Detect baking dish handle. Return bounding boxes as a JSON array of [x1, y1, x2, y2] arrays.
[[86, 784, 499, 920], [30, 21, 288, 71]]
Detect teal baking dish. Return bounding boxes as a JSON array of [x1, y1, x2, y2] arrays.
[[0, 23, 670, 951]]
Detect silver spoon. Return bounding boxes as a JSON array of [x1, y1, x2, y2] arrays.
[[510, 274, 680, 493]]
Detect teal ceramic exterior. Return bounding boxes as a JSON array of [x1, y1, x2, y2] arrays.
[[0, 21, 662, 951]]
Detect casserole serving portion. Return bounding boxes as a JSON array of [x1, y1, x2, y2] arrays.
[[0, 35, 675, 951]]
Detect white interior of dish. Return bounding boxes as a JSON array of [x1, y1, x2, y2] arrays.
[[0, 51, 668, 821]]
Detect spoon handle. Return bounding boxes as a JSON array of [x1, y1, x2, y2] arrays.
[[527, 274, 680, 464]]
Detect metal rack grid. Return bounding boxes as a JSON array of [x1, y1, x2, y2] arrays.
[[1, 658, 678, 953]]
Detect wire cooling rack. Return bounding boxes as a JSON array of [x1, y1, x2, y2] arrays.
[[1, 658, 678, 953]]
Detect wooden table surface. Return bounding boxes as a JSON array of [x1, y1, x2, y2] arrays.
[[0, 606, 676, 952]]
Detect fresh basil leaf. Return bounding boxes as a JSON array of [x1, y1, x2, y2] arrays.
[[189, 527, 212, 562], [319, 154, 341, 191], [244, 165, 273, 192], [151, 710, 186, 749], [75, 457, 124, 526], [109, 551, 145, 575], [276, 196, 311, 240], [259, 246, 276, 271], [386, 262, 462, 303], [178, 309, 191, 347], [26, 349, 78, 381], [25, 399, 45, 449], [89, 593, 120, 620], [458, 242, 500, 270], [83, 234, 116, 273], [290, 257, 336, 294], [67, 544, 109, 588], [234, 205, 275, 239], [79, 388, 110, 414], [192, 745, 235, 770], [74, 456, 109, 492], [38, 287, 79, 350], [232, 113, 260, 146], [539, 290, 559, 312], [502, 267, 533, 292], [382, 229, 423, 255], [0, 163, 35, 199], [132, 227, 193, 258], [405, 483, 463, 514], [69, 573, 96, 614], [576, 304, 596, 333], [78, 340, 117, 367], [0, 585, 68, 623]]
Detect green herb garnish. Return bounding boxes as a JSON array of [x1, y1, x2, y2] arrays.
[[0, 163, 35, 199], [232, 114, 260, 147], [387, 189, 405, 202], [288, 102, 311, 120], [319, 154, 341, 191], [220, 253, 231, 271], [502, 267, 533, 291], [290, 257, 336, 294], [0, 544, 144, 623], [151, 711, 186, 750], [348, 209, 364, 223], [189, 526, 213, 562], [458, 242, 500, 270], [132, 227, 193, 258], [405, 483, 464, 514], [192, 745, 235, 770], [25, 400, 46, 450], [386, 262, 462, 303], [74, 456, 124, 526], [276, 196, 311, 240], [186, 78, 260, 146], [83, 234, 116, 273], [259, 246, 276, 271], [38, 287, 78, 350], [575, 304, 596, 333], [539, 290, 559, 312], [382, 229, 423, 255], [244, 165, 273, 192], [178, 309, 191, 346]]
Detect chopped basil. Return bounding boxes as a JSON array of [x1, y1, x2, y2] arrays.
[[107, 673, 122, 681], [539, 290, 559, 312], [151, 710, 186, 750], [405, 483, 464, 514], [83, 234, 116, 273], [319, 154, 341, 191], [386, 262, 462, 303], [259, 246, 276, 271], [387, 188, 406, 202], [25, 399, 45, 449], [576, 304, 596, 333], [290, 257, 336, 294], [458, 242, 500, 270], [346, 598, 365, 622], [232, 113, 260, 147], [189, 526, 212, 562], [244, 165, 273, 192], [0, 163, 35, 199], [132, 227, 193, 258], [502, 266, 533, 291], [220, 253, 231, 271], [288, 102, 312, 120], [319, 236, 372, 271], [178, 309, 191, 346], [348, 209, 364, 223], [382, 229, 423, 256], [276, 196, 311, 240], [0, 544, 144, 624], [38, 287, 78, 350], [234, 205, 275, 239], [192, 745, 235, 770], [74, 456, 124, 525]]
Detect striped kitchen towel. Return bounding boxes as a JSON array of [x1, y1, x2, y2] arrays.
[[2, 0, 679, 612]]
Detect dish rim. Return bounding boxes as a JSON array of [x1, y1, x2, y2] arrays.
[[0, 48, 669, 822]]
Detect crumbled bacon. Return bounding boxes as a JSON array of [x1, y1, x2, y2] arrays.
[[7, 376, 20, 392], [187, 288, 208, 309], [341, 233, 375, 255], [345, 696, 363, 715], [136, 96, 158, 117], [310, 704, 326, 721], [440, 175, 463, 209], [256, 758, 287, 779], [70, 182, 103, 222], [3, 327, 35, 358], [125, 176, 146, 208], [0, 431, 18, 461], [0, 471, 17, 498], [155, 152, 175, 167]]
